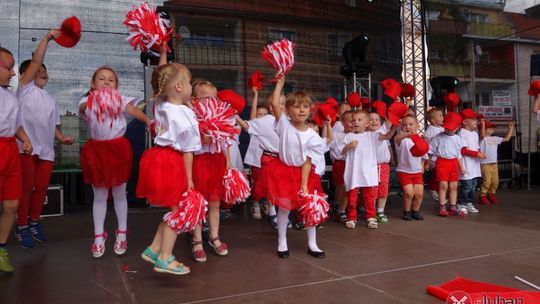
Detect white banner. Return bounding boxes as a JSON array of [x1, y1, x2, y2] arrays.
[[492, 90, 512, 106]]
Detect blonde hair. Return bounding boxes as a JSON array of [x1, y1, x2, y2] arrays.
[[352, 109, 369, 117], [427, 108, 442, 122], [285, 91, 313, 109], [151, 63, 191, 100], [192, 79, 216, 97]]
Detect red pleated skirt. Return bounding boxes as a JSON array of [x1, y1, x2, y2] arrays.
[[81, 137, 133, 188], [266, 157, 322, 210], [136, 146, 188, 207], [193, 152, 226, 202]]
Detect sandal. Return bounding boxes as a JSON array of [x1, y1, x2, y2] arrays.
[[208, 236, 228, 256], [367, 218, 378, 229], [376, 212, 388, 223], [337, 211, 347, 223], [114, 230, 128, 256], [90, 232, 108, 258], [153, 255, 190, 275], [141, 246, 158, 264], [191, 240, 207, 262]]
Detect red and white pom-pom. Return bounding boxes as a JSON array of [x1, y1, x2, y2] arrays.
[[87, 87, 123, 126], [297, 191, 330, 227], [193, 97, 240, 153], [261, 39, 295, 80], [222, 168, 251, 207], [123, 2, 172, 55], [163, 190, 208, 234]]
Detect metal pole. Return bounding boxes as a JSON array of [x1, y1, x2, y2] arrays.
[[353, 72, 357, 92], [528, 93, 532, 190], [470, 41, 476, 108]]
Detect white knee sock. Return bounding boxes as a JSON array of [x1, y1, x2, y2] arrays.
[[111, 183, 128, 242], [277, 209, 290, 252], [92, 186, 109, 245], [307, 226, 322, 252], [268, 204, 277, 217]]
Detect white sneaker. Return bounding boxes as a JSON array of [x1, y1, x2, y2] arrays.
[[466, 203, 479, 213], [430, 190, 439, 202], [457, 204, 469, 215], [251, 206, 262, 220], [345, 220, 356, 229]]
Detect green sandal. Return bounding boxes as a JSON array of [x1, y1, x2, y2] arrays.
[[141, 246, 159, 264], [153, 255, 190, 275], [376, 213, 388, 223]]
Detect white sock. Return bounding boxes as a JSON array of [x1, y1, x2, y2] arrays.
[[92, 186, 109, 245], [111, 183, 128, 242], [307, 226, 322, 252], [268, 205, 277, 217], [277, 209, 290, 252], [377, 208, 384, 213]]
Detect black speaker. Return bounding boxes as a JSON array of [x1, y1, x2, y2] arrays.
[[341, 35, 371, 78], [531, 53, 540, 76], [429, 76, 459, 107]]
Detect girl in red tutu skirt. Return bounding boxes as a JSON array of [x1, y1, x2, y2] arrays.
[[136, 50, 200, 275], [267, 77, 327, 259], [79, 66, 148, 258]]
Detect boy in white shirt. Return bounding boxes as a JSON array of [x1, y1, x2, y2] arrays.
[[340, 110, 395, 229], [458, 109, 486, 213], [424, 108, 444, 202], [478, 120, 514, 204]]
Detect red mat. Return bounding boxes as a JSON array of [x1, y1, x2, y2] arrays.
[[426, 276, 540, 303]]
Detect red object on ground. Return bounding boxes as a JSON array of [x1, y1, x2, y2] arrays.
[[426, 276, 540, 302], [55, 16, 82, 48]]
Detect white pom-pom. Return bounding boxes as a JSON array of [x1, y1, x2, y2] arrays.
[[163, 190, 208, 234], [86, 87, 123, 126], [222, 168, 251, 207], [194, 97, 240, 153], [297, 191, 330, 227], [261, 39, 295, 80], [123, 2, 172, 55]]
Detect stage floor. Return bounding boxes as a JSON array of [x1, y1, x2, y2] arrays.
[[1, 190, 540, 304]]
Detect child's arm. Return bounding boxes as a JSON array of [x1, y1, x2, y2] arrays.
[[249, 88, 259, 120], [323, 117, 333, 144], [55, 127, 74, 145], [225, 147, 232, 169], [236, 116, 249, 131], [533, 95, 540, 114], [300, 157, 312, 193], [458, 158, 466, 175], [125, 103, 150, 125], [15, 127, 32, 154], [479, 119, 486, 139], [503, 122, 515, 142], [271, 77, 285, 121], [158, 44, 168, 67], [378, 125, 397, 141], [183, 152, 194, 190], [20, 29, 61, 86], [393, 130, 410, 145], [341, 140, 358, 156]]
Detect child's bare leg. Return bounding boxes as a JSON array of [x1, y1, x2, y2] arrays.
[[149, 221, 165, 253], [402, 185, 414, 211], [438, 182, 448, 207], [412, 184, 424, 211], [0, 200, 18, 243], [207, 201, 223, 246], [448, 182, 458, 206]]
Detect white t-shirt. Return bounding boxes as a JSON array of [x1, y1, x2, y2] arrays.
[[274, 115, 325, 173], [374, 123, 391, 164], [429, 133, 463, 160], [17, 82, 60, 161], [424, 125, 444, 143], [342, 131, 382, 190], [311, 135, 329, 176], [79, 95, 136, 141], [153, 102, 201, 152], [332, 121, 344, 135], [0, 87, 21, 137], [244, 135, 263, 168], [396, 137, 428, 174], [229, 131, 244, 170], [479, 136, 503, 164], [329, 131, 346, 161], [247, 114, 279, 153], [459, 128, 481, 180]]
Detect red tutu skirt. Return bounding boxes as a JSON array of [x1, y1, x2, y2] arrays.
[[136, 146, 188, 207], [81, 137, 132, 188], [266, 157, 322, 210], [332, 160, 345, 187], [193, 152, 226, 202], [250, 166, 263, 201]]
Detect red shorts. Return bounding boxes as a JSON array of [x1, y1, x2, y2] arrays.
[[265, 157, 322, 210], [397, 172, 424, 187], [81, 137, 133, 188], [193, 152, 226, 202], [0, 137, 22, 200], [377, 163, 390, 198], [136, 146, 188, 208], [332, 160, 345, 187], [435, 158, 459, 182]]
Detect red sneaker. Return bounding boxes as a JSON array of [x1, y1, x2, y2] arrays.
[[438, 208, 449, 216], [478, 195, 490, 205], [487, 193, 498, 204]]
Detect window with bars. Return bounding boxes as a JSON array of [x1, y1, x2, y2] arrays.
[[268, 30, 296, 42], [328, 34, 348, 61], [466, 13, 488, 23]]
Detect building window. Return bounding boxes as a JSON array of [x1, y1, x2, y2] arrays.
[[268, 30, 295, 42], [328, 34, 348, 60], [466, 13, 487, 23], [343, 0, 356, 7], [429, 49, 445, 60], [476, 93, 491, 106], [426, 9, 440, 20]]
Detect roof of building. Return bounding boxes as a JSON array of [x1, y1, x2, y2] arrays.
[[504, 12, 540, 40]]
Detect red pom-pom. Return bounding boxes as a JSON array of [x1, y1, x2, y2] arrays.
[[163, 190, 208, 234], [194, 97, 240, 153], [401, 83, 416, 98], [55, 16, 82, 48], [346, 92, 361, 107], [248, 71, 265, 91], [297, 191, 330, 227], [86, 87, 123, 126], [381, 79, 402, 100], [528, 80, 540, 96], [222, 168, 251, 207], [123, 2, 173, 55], [217, 89, 246, 114], [261, 39, 295, 80], [443, 92, 460, 113], [313, 97, 339, 128]]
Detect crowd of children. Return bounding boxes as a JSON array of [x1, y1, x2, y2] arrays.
[[1, 25, 529, 276]]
